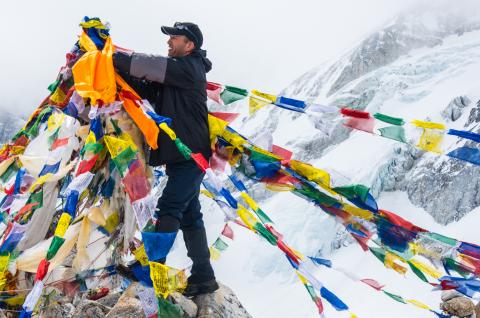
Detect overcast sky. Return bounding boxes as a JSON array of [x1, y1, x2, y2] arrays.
[[1, 0, 418, 115]]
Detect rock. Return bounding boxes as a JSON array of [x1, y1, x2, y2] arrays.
[[104, 295, 144, 318], [441, 290, 465, 302], [441, 297, 475, 317], [96, 292, 122, 308], [170, 292, 197, 318], [40, 302, 76, 318], [71, 299, 110, 318], [475, 301, 480, 318], [105, 285, 144, 318], [193, 283, 252, 318], [442, 96, 471, 121]]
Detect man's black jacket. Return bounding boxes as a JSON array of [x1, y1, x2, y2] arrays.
[[114, 50, 212, 166]]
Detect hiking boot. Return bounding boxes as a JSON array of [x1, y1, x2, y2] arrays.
[[182, 279, 219, 297]]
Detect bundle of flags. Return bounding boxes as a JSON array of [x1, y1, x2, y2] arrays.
[[206, 82, 480, 168], [206, 113, 480, 316]]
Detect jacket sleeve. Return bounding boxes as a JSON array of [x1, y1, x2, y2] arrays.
[[129, 53, 194, 88]]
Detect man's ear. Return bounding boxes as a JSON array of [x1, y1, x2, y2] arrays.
[[186, 40, 195, 52]]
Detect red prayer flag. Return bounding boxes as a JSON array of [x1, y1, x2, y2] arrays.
[[209, 112, 240, 123], [14, 202, 39, 222], [271, 144, 293, 164], [343, 117, 375, 133], [51, 137, 69, 151], [340, 108, 370, 118], [360, 278, 385, 291], [277, 240, 300, 264], [379, 210, 427, 233], [221, 223, 234, 240], [35, 259, 50, 282], [191, 153, 210, 172], [76, 154, 99, 176], [206, 82, 223, 104]]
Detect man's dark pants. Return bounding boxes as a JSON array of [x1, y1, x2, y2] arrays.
[[155, 160, 215, 284]]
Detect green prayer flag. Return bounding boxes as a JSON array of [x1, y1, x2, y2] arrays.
[[112, 147, 137, 176], [373, 113, 405, 126], [157, 296, 183, 318], [425, 232, 457, 246], [0, 161, 18, 182], [378, 126, 407, 143], [255, 208, 274, 225], [382, 290, 406, 304], [174, 139, 192, 160], [47, 236, 65, 260], [369, 247, 386, 263], [220, 86, 249, 105], [253, 223, 278, 245], [80, 142, 104, 156], [333, 184, 370, 203], [294, 186, 339, 207], [407, 261, 429, 283], [110, 119, 122, 135], [306, 284, 317, 299], [213, 238, 229, 252], [26, 107, 52, 138], [249, 147, 279, 163], [47, 79, 60, 93], [27, 189, 43, 210]]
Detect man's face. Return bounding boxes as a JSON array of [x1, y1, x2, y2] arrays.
[[167, 35, 194, 57]]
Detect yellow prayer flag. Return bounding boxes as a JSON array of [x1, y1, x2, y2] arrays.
[[251, 89, 277, 103], [295, 271, 309, 285], [409, 259, 442, 279], [149, 261, 187, 298], [209, 247, 221, 261], [237, 205, 259, 231], [72, 217, 91, 271], [102, 211, 120, 233], [249, 96, 271, 115], [407, 299, 431, 310], [0, 254, 10, 273], [265, 183, 295, 192], [240, 193, 259, 211], [208, 114, 228, 143], [200, 189, 214, 199], [30, 173, 54, 192], [289, 160, 330, 187], [54, 213, 72, 238], [88, 206, 106, 226], [159, 122, 176, 140], [416, 128, 444, 154], [103, 135, 133, 158], [411, 120, 446, 130], [50, 87, 67, 104], [342, 204, 374, 220], [132, 245, 149, 266], [384, 252, 407, 275], [47, 112, 65, 132], [221, 129, 247, 151], [3, 295, 25, 306], [78, 31, 98, 52], [85, 131, 97, 144]]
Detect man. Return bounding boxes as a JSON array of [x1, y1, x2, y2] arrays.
[[113, 22, 218, 297]]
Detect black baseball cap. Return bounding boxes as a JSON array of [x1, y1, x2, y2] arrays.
[[161, 22, 203, 48]]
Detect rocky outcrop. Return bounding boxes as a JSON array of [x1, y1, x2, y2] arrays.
[[40, 281, 251, 318], [192, 283, 252, 318], [440, 291, 476, 317], [442, 96, 472, 122]]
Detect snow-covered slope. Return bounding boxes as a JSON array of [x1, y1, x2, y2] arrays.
[[200, 5, 480, 318]]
